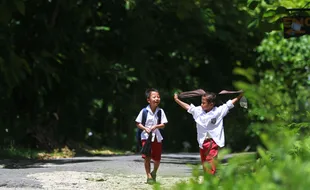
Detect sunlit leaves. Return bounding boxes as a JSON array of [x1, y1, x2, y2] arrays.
[[93, 26, 110, 31], [108, 63, 137, 83], [235, 29, 310, 136], [257, 32, 310, 65], [175, 129, 310, 189], [246, 0, 310, 32], [233, 67, 256, 82]]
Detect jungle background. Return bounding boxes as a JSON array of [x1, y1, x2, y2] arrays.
[[0, 0, 309, 156]]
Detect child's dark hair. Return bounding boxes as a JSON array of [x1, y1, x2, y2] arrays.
[[202, 92, 217, 105], [145, 88, 159, 98]]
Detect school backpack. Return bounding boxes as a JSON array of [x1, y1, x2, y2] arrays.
[[136, 108, 163, 150]]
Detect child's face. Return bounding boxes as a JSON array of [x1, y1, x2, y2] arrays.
[[147, 91, 161, 108], [201, 96, 214, 112]]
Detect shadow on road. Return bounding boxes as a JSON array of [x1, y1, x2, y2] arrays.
[[0, 158, 110, 169], [134, 154, 201, 165], [133, 152, 257, 165]]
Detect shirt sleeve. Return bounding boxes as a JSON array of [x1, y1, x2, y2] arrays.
[[187, 104, 200, 120], [135, 109, 143, 123], [160, 109, 168, 124], [217, 100, 234, 118]]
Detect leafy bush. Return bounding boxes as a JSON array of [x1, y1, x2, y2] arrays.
[[171, 127, 310, 190], [170, 27, 310, 189]]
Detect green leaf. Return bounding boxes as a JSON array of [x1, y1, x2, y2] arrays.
[[93, 26, 110, 31], [233, 81, 251, 92], [263, 10, 276, 18], [233, 67, 256, 82], [272, 13, 289, 23], [125, 0, 130, 10], [14, 0, 25, 15], [281, 0, 297, 7], [248, 0, 259, 10], [257, 146, 268, 160], [248, 18, 259, 29]]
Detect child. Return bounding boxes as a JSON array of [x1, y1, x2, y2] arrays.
[[174, 90, 243, 175], [135, 88, 168, 184]]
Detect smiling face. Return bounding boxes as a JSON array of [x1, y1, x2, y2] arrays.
[[147, 91, 161, 110]]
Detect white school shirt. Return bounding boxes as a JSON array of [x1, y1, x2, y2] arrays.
[[135, 105, 168, 142], [187, 100, 234, 149]]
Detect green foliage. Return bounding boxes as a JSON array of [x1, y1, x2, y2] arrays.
[[0, 145, 76, 160], [173, 129, 310, 189], [0, 146, 39, 159], [179, 1, 309, 187], [246, 0, 310, 32], [172, 1, 308, 188], [0, 0, 262, 152], [234, 32, 310, 135]]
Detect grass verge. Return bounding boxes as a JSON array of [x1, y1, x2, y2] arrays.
[[0, 145, 132, 160]]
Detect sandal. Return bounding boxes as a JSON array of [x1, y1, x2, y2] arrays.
[[150, 171, 157, 182], [146, 178, 155, 185]]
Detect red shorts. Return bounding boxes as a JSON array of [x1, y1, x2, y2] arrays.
[[141, 138, 162, 161], [199, 139, 219, 174]]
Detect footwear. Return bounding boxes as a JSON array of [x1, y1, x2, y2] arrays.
[[150, 171, 157, 182], [146, 178, 155, 185]]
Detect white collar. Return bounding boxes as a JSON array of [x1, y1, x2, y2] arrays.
[[146, 105, 160, 114]]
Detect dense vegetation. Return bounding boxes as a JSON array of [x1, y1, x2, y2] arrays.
[[0, 0, 309, 161], [167, 0, 310, 189]]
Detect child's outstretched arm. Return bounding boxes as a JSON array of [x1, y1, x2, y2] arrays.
[[231, 93, 244, 105], [174, 93, 190, 110]]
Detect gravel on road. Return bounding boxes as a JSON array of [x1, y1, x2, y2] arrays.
[[0, 153, 200, 190]]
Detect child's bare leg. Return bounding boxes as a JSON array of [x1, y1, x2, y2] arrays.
[[144, 157, 152, 178], [152, 160, 160, 173]]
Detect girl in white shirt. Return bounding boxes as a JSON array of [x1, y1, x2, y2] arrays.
[[174, 90, 243, 174]]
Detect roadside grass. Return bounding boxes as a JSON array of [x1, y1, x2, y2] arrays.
[[0, 147, 42, 159], [0, 145, 132, 160], [0, 144, 253, 161], [84, 146, 130, 156]]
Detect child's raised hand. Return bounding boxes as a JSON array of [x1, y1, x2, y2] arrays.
[[174, 93, 178, 100]]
